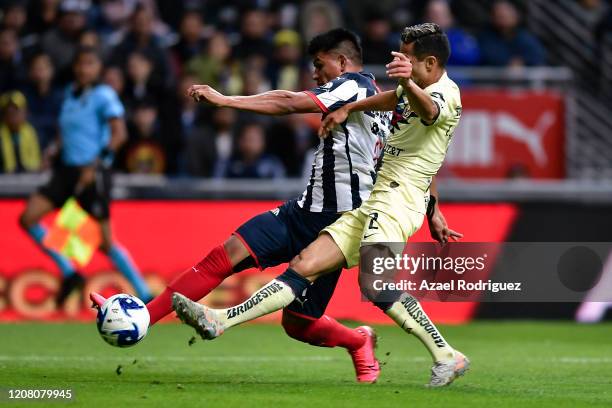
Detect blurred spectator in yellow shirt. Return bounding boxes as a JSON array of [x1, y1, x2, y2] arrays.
[[0, 91, 42, 173]]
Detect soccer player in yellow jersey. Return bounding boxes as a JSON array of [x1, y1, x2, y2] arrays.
[[173, 23, 469, 387]]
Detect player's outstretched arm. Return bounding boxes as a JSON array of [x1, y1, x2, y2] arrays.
[[319, 90, 397, 137], [188, 84, 321, 115]]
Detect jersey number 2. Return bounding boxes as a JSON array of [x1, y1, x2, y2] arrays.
[[368, 212, 379, 230]]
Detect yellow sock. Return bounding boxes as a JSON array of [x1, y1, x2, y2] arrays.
[[219, 279, 297, 329]]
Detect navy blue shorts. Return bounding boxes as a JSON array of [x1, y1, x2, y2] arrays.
[[235, 199, 342, 319]]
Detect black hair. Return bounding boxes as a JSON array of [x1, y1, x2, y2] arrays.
[[400, 23, 450, 67], [307, 28, 363, 65], [72, 46, 102, 65]]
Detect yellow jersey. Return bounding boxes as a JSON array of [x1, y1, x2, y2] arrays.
[[323, 72, 462, 267], [375, 72, 462, 213]]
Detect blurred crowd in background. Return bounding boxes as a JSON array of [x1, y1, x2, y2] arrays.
[[0, 0, 610, 178]]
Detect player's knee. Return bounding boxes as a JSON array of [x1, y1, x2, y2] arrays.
[[223, 235, 250, 267], [289, 253, 319, 278], [288, 254, 302, 270]]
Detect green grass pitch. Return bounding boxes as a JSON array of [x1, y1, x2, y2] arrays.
[[0, 321, 611, 407]]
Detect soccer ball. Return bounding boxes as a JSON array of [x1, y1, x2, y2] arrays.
[[96, 294, 150, 347]]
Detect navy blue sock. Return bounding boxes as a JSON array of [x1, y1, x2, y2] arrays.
[[373, 291, 403, 312], [276, 268, 311, 297]]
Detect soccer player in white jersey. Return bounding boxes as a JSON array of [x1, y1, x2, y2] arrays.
[[173, 23, 469, 387], [92, 28, 459, 383]]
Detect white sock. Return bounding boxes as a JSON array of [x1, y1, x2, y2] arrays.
[[385, 293, 455, 362]]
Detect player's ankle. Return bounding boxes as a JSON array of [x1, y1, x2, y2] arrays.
[[348, 329, 367, 351]]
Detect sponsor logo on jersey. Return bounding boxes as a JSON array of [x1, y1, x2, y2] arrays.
[[390, 105, 419, 133], [384, 143, 405, 157]]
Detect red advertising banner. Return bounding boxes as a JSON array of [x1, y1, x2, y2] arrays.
[[442, 90, 565, 179], [0, 200, 517, 324]]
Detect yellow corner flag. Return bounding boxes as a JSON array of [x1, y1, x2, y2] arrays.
[[43, 198, 101, 267]]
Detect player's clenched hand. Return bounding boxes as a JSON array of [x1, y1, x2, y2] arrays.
[[188, 84, 227, 106], [319, 106, 349, 138], [427, 207, 463, 244], [386, 51, 412, 88]]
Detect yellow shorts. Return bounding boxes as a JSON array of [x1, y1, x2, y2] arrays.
[[322, 187, 425, 268]]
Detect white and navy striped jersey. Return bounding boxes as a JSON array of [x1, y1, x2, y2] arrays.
[[299, 72, 389, 213]]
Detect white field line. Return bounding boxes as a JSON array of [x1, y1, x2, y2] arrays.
[[552, 357, 612, 364], [0, 355, 428, 363], [1, 355, 611, 364]]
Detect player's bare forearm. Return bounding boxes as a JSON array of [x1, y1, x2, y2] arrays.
[[346, 90, 398, 113], [188, 84, 320, 115], [224, 91, 320, 115], [401, 79, 439, 124], [319, 90, 397, 137]]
